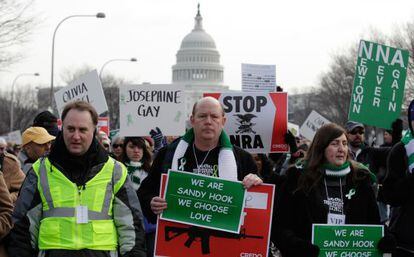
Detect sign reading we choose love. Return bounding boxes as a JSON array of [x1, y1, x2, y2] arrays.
[[161, 170, 246, 233]]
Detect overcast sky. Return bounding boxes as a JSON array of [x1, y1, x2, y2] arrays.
[[1, 0, 413, 93]]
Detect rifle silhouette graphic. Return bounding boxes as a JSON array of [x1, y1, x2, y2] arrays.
[[165, 225, 263, 255]]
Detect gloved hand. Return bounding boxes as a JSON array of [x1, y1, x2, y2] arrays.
[[284, 130, 298, 153], [377, 233, 397, 253], [149, 127, 167, 152], [391, 118, 403, 145]]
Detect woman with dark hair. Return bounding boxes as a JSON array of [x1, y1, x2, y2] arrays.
[[122, 137, 155, 257], [272, 123, 380, 257], [122, 137, 152, 191]]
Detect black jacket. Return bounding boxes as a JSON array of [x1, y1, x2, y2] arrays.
[[8, 134, 146, 257], [137, 138, 257, 223], [272, 164, 380, 257], [382, 142, 414, 252]]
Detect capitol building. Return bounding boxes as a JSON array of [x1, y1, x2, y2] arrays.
[[170, 5, 229, 115]]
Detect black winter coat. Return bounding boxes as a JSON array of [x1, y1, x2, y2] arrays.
[[272, 165, 380, 257], [383, 142, 414, 253], [137, 139, 257, 224]]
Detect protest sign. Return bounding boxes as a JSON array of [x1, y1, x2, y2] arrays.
[[242, 63, 276, 92], [7, 130, 22, 145], [155, 174, 275, 257], [54, 70, 108, 116], [312, 224, 384, 257], [97, 116, 109, 136], [205, 92, 288, 153], [119, 84, 185, 137], [300, 110, 331, 140], [349, 40, 409, 129], [161, 170, 246, 233], [288, 122, 300, 137]]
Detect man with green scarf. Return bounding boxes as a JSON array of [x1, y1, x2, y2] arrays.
[[138, 96, 261, 222]]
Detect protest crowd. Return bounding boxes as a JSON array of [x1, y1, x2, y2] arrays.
[[0, 37, 413, 257]]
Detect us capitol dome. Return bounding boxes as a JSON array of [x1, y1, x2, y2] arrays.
[[172, 4, 229, 115]]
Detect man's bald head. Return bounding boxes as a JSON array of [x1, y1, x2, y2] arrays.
[[192, 96, 225, 117]]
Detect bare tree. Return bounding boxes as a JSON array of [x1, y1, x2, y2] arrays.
[[0, 0, 38, 69], [0, 85, 38, 134]]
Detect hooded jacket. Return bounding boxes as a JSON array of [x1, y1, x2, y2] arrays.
[[7, 132, 146, 257]]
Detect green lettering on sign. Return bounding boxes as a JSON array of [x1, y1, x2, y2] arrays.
[[161, 170, 246, 233], [312, 224, 384, 257], [349, 40, 409, 129]]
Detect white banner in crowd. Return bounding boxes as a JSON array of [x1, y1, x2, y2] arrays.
[[119, 84, 186, 137], [205, 92, 288, 153], [300, 110, 331, 140], [8, 130, 22, 145], [54, 70, 108, 116], [241, 63, 276, 92]]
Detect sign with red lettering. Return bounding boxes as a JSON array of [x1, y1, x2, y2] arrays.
[[204, 92, 288, 153], [154, 174, 275, 257]]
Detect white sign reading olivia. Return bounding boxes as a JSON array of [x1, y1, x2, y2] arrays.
[[119, 84, 185, 136], [54, 70, 108, 116], [205, 92, 288, 153], [300, 110, 331, 140]]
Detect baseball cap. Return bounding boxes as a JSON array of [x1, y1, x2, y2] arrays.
[[345, 121, 364, 132], [22, 127, 55, 147]]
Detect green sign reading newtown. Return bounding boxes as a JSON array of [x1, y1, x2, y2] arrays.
[[312, 224, 384, 257], [161, 170, 246, 233], [349, 40, 409, 129]]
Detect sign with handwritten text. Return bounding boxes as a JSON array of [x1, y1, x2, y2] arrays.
[[54, 70, 108, 116], [161, 170, 246, 233], [119, 84, 185, 136]]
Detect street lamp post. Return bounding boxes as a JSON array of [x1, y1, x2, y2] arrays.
[[10, 73, 40, 132], [50, 12, 106, 108], [99, 58, 138, 81]]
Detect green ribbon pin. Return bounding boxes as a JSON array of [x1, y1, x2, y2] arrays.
[[345, 188, 356, 199]]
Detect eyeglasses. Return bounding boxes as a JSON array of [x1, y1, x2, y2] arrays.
[[113, 144, 123, 148], [103, 144, 110, 148], [350, 130, 364, 135]]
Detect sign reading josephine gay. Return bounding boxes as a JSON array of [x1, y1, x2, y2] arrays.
[[349, 40, 409, 129], [161, 170, 246, 233], [54, 70, 108, 116], [119, 84, 185, 136], [312, 224, 384, 257], [155, 174, 275, 257], [204, 92, 288, 153]]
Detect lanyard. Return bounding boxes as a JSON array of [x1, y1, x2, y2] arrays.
[[192, 143, 212, 173]]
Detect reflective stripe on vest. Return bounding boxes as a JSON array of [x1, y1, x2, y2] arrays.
[[35, 157, 125, 250], [38, 159, 123, 219]]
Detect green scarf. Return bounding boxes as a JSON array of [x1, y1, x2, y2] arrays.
[[322, 161, 351, 177], [402, 130, 414, 173]]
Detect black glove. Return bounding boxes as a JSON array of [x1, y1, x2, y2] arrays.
[[149, 127, 167, 152], [377, 233, 397, 253], [391, 118, 403, 145], [284, 130, 298, 153]]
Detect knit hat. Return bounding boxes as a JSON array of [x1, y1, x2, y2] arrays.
[[33, 111, 59, 137]]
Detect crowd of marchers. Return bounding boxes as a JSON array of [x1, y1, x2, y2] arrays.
[[0, 97, 414, 257]]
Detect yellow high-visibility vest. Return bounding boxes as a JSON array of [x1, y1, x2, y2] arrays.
[[33, 157, 127, 250]]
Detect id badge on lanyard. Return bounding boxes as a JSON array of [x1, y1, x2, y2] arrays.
[[76, 205, 89, 224], [327, 213, 345, 225]]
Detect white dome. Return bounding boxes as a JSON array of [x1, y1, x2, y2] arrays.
[[172, 5, 223, 84]]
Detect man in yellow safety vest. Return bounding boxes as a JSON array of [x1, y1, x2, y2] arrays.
[[8, 101, 146, 257]]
